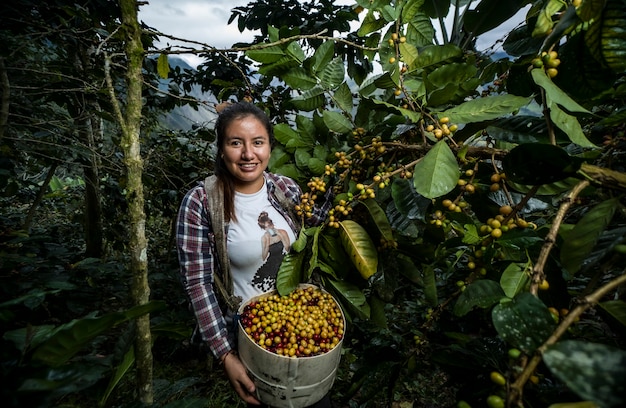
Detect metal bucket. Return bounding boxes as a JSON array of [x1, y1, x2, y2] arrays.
[[237, 284, 344, 408]]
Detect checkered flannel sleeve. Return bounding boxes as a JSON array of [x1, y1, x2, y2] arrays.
[[175, 185, 233, 359]]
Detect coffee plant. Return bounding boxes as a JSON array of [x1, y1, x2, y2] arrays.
[[213, 0, 626, 406]]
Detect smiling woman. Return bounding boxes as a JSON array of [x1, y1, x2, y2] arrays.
[[175, 102, 335, 407]]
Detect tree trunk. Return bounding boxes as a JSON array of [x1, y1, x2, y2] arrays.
[[118, 0, 153, 404]]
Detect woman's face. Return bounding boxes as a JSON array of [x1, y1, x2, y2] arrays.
[[221, 116, 271, 193]]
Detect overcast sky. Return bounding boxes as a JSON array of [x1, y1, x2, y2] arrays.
[[138, 1, 527, 68]]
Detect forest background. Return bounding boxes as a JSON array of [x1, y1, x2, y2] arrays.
[[1, 1, 625, 408]]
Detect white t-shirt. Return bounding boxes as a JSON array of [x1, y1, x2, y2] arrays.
[[227, 182, 296, 303]]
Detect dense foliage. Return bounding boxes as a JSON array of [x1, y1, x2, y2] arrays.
[[1, 0, 626, 407]]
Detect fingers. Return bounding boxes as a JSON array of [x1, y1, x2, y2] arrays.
[[224, 354, 261, 405]]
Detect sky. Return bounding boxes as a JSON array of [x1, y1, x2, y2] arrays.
[[138, 0, 528, 68]]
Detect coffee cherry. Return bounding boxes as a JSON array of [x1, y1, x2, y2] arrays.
[[490, 371, 506, 386], [240, 286, 344, 358], [486, 395, 505, 408]]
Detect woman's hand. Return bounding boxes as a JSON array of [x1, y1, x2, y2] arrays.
[[222, 352, 261, 405]]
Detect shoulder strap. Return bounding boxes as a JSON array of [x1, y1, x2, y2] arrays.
[[203, 176, 242, 311]]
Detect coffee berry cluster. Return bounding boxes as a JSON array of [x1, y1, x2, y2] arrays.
[[425, 116, 459, 140], [239, 286, 344, 358]]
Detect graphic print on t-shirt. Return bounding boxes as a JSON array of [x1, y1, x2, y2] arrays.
[[253, 211, 290, 292], [228, 183, 296, 303]]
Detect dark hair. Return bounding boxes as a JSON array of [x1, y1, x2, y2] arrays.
[[214, 102, 273, 222]]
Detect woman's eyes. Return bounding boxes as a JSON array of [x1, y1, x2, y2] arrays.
[[228, 139, 267, 146]]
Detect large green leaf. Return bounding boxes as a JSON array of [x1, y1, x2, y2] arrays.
[[439, 94, 533, 124], [560, 197, 619, 275], [500, 262, 531, 298], [599, 300, 626, 327], [422, 264, 438, 307], [531, 68, 590, 114], [412, 140, 459, 199], [413, 44, 463, 70], [543, 340, 626, 408], [246, 45, 286, 64], [358, 198, 394, 242], [454, 279, 504, 316], [318, 57, 345, 90], [492, 292, 556, 354], [311, 40, 335, 74], [323, 110, 353, 134], [324, 277, 370, 320], [31, 301, 166, 366], [357, 8, 387, 37], [290, 86, 326, 111], [276, 252, 305, 295], [282, 67, 317, 91], [601, 0, 626, 72], [391, 178, 429, 221], [502, 143, 580, 185], [549, 102, 596, 148], [334, 82, 354, 113], [339, 220, 379, 280], [463, 0, 531, 37]]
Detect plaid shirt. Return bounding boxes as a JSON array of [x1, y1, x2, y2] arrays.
[[175, 172, 331, 359]]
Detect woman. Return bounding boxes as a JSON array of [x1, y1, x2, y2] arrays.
[[176, 102, 332, 406]]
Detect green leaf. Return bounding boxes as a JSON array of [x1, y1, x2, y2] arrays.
[[599, 300, 626, 327], [319, 57, 345, 90], [502, 143, 580, 185], [358, 198, 394, 243], [334, 82, 354, 113], [324, 277, 370, 320], [370, 98, 421, 122], [32, 301, 165, 366], [454, 280, 504, 316], [397, 255, 422, 285], [273, 123, 300, 146], [391, 178, 429, 221], [462, 224, 482, 245], [422, 264, 438, 307], [323, 110, 353, 134], [339, 220, 379, 280], [294, 148, 311, 169], [277, 252, 305, 295], [549, 102, 596, 148], [530, 68, 590, 114], [246, 45, 285, 64], [561, 197, 619, 275], [286, 41, 305, 64], [282, 67, 317, 91], [357, 8, 387, 37], [157, 53, 170, 79], [290, 86, 326, 111], [292, 227, 311, 253], [308, 157, 326, 175], [414, 44, 463, 70], [492, 292, 556, 354], [399, 42, 419, 67], [369, 295, 388, 329], [412, 140, 459, 199], [311, 40, 335, 74], [440, 94, 533, 124], [401, 0, 425, 22], [543, 340, 626, 408], [500, 262, 530, 298]]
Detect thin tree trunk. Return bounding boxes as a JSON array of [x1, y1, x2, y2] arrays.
[[117, 0, 153, 404], [0, 57, 9, 141], [23, 163, 58, 232], [82, 108, 104, 258]]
